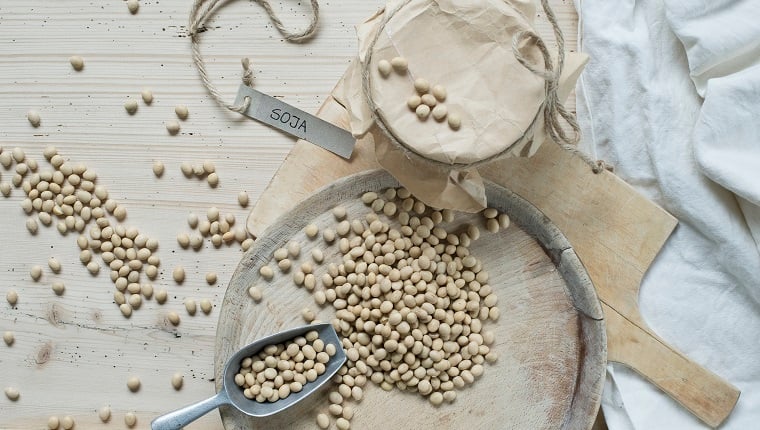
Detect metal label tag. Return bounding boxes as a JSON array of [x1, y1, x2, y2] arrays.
[[234, 85, 355, 159]]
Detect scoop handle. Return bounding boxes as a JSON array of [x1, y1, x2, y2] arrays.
[[151, 391, 231, 430]]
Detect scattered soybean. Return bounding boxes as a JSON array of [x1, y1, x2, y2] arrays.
[[238, 191, 249, 207], [27, 110, 41, 127], [165, 120, 180, 135], [141, 89, 154, 104], [127, 0, 139, 14], [69, 55, 84, 71], [124, 99, 138, 115], [175, 105, 189, 120], [127, 376, 141, 392], [152, 160, 164, 177]]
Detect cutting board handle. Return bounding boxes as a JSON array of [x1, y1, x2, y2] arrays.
[[604, 303, 740, 428]]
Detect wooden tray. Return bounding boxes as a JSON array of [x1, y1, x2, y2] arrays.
[[218, 170, 606, 429]]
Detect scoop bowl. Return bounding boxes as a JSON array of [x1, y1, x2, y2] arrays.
[[151, 323, 346, 430]]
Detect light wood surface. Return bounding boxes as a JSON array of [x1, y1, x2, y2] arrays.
[[0, 0, 386, 429], [221, 170, 605, 429], [246, 2, 741, 428]]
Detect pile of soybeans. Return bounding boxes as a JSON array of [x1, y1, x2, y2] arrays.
[[248, 186, 510, 430]]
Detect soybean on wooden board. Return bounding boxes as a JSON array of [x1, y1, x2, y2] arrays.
[[217, 170, 606, 430]]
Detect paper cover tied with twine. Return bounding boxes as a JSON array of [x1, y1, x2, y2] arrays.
[[334, 0, 588, 212]]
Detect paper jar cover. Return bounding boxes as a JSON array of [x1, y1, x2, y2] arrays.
[[334, 0, 588, 211]]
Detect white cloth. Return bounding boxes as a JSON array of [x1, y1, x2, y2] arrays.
[[574, 0, 760, 428]]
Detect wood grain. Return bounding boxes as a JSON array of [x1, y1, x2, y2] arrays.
[[221, 170, 605, 429], [604, 303, 740, 428], [0, 0, 387, 429]]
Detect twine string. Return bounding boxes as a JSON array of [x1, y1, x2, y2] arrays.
[[512, 0, 610, 173], [188, 0, 320, 113]]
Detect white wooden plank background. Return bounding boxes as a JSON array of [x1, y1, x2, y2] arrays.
[[0, 1, 578, 429]]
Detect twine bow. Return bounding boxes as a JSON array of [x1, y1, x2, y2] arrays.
[[188, 0, 321, 114], [512, 0, 610, 173]]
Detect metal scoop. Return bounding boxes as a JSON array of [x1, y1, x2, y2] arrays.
[[151, 323, 347, 430]]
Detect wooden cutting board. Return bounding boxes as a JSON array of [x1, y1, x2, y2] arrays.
[[222, 170, 605, 429], [244, 92, 740, 427]]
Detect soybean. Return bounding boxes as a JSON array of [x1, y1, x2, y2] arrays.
[[238, 191, 249, 207], [407, 95, 422, 110], [166, 120, 180, 135], [287, 241, 301, 258], [448, 112, 462, 130], [61, 416, 74, 430], [377, 60, 392, 77], [301, 307, 316, 322], [185, 298, 197, 315], [414, 78, 430, 94], [173, 266, 185, 283], [415, 104, 431, 120], [421, 94, 437, 107], [152, 160, 164, 177], [332, 206, 347, 220], [248, 285, 263, 302], [127, 0, 139, 14], [124, 99, 138, 114], [51, 281, 65, 296], [200, 298, 212, 314], [99, 406, 111, 422], [127, 376, 141, 392], [4, 386, 19, 401], [69, 55, 84, 71], [304, 224, 319, 239], [317, 413, 330, 429], [141, 89, 153, 104], [259, 265, 274, 280], [30, 265, 43, 281], [120, 303, 132, 317], [202, 160, 215, 174], [171, 373, 184, 390], [432, 104, 448, 122], [432, 84, 447, 101], [187, 212, 199, 229], [47, 416, 59, 429], [125, 411, 137, 427], [167, 311, 181, 325], [336, 417, 350, 430], [390, 56, 408, 73], [207, 172, 219, 187], [175, 105, 189, 120], [498, 213, 510, 229], [155, 289, 168, 304], [6, 290, 18, 306], [27, 110, 41, 127], [180, 162, 193, 177], [87, 261, 100, 274], [177, 232, 190, 248], [205, 272, 217, 285]]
